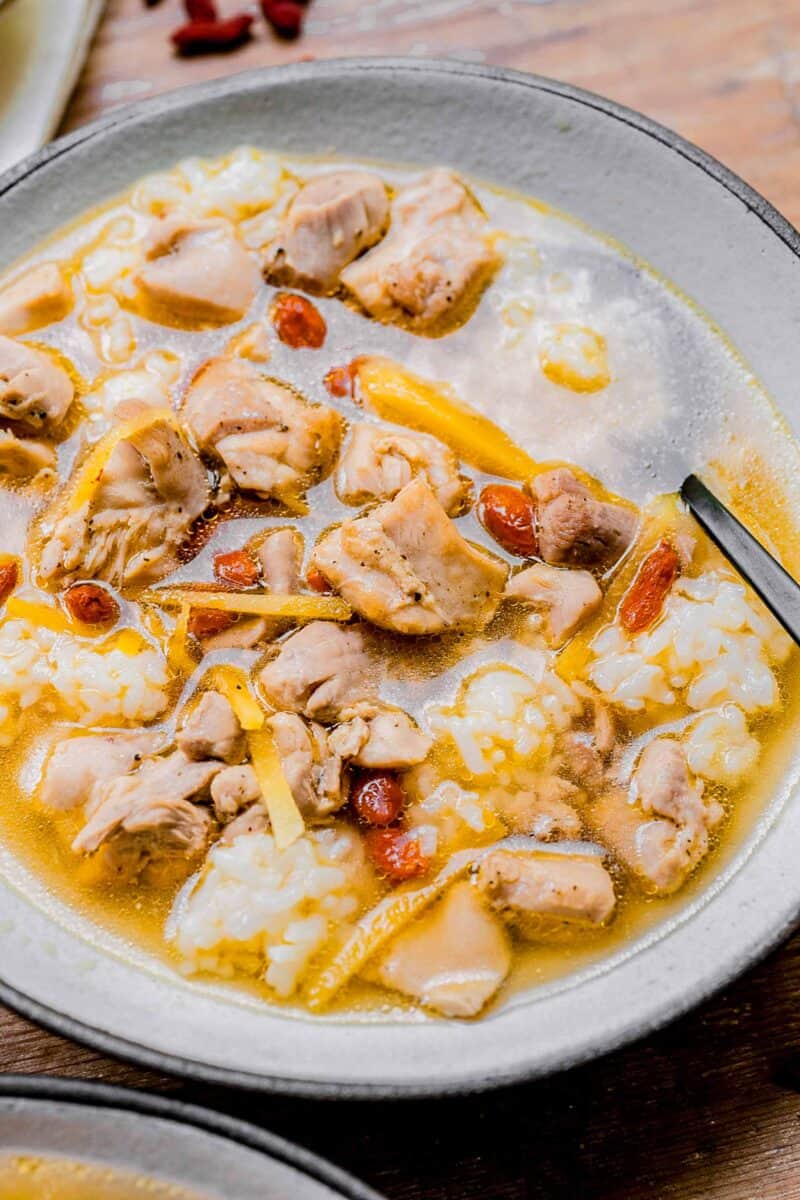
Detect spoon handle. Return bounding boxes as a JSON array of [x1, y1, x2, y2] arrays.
[[681, 473, 800, 646]]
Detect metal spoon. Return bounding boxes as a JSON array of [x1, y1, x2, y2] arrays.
[[681, 473, 800, 645]]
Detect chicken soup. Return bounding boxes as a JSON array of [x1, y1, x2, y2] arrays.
[[0, 148, 796, 1019]]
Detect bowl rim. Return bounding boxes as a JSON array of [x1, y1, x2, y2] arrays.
[[0, 1073, 383, 1197], [1, 56, 799, 1098]]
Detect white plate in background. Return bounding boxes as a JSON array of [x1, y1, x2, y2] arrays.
[[0, 0, 105, 173]]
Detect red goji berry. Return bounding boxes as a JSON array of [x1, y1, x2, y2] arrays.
[[214, 548, 260, 589], [306, 566, 333, 594], [271, 293, 327, 349], [478, 484, 538, 558], [365, 826, 430, 883], [0, 559, 18, 608], [185, 0, 217, 20], [351, 771, 406, 827], [188, 609, 237, 639], [324, 362, 357, 399], [261, 0, 305, 38], [64, 583, 120, 627], [619, 540, 680, 633], [171, 14, 254, 56]]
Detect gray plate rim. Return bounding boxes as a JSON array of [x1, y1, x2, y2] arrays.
[[0, 1074, 384, 1197]]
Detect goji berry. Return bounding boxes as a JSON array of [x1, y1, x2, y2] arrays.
[[261, 0, 304, 38], [64, 583, 120, 627], [0, 560, 18, 608], [271, 293, 327, 349], [185, 0, 217, 19], [351, 771, 406, 827], [306, 566, 333, 594], [619, 540, 680, 633], [478, 484, 538, 558], [214, 548, 260, 589], [364, 826, 431, 883], [171, 14, 254, 56], [188, 609, 237, 639], [324, 362, 357, 399]]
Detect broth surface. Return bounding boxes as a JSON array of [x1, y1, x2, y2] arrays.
[[0, 149, 797, 1021]]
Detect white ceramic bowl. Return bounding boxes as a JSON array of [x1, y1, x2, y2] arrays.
[[1, 60, 799, 1097]]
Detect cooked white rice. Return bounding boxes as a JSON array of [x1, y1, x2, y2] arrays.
[[132, 146, 285, 223], [588, 572, 791, 715], [428, 655, 580, 781], [0, 613, 168, 744], [170, 826, 374, 999]]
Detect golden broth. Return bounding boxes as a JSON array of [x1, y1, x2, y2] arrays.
[[0, 1154, 206, 1200], [0, 149, 798, 1018]]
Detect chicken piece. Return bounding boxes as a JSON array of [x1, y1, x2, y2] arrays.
[[0, 430, 56, 478], [533, 468, 637, 570], [490, 777, 582, 840], [341, 169, 498, 331], [559, 733, 606, 791], [200, 616, 269, 652], [39, 410, 211, 587], [477, 850, 616, 936], [222, 803, 270, 843], [177, 690, 245, 765], [39, 731, 164, 811], [0, 263, 72, 336], [0, 334, 74, 433], [72, 751, 220, 856], [506, 562, 602, 645], [137, 215, 259, 324], [336, 422, 471, 515], [255, 527, 303, 593], [268, 711, 345, 819], [210, 763, 261, 821], [313, 477, 507, 636], [328, 701, 432, 769], [592, 741, 723, 895], [259, 620, 374, 721], [264, 171, 390, 294], [182, 356, 341, 504], [591, 788, 698, 896], [367, 881, 511, 1018]]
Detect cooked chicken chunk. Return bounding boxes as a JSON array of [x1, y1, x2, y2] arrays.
[[0, 334, 73, 433], [0, 263, 72, 336], [255, 527, 303, 593], [260, 621, 374, 721], [477, 850, 616, 936], [177, 691, 245, 765], [367, 881, 511, 1018], [336, 422, 470, 515], [137, 215, 259, 324], [268, 711, 345, 819], [39, 731, 163, 811], [0, 430, 56, 477], [506, 562, 602, 645], [210, 763, 261, 820], [341, 169, 498, 330], [39, 410, 210, 587], [533, 468, 637, 570], [264, 171, 390, 294], [313, 477, 507, 635], [72, 751, 220, 856], [592, 740, 723, 894], [222, 803, 270, 843], [182, 356, 341, 504], [328, 702, 432, 769]]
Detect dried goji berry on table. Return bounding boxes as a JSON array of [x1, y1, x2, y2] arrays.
[[185, 0, 217, 19], [261, 0, 305, 39], [350, 771, 406, 827], [214, 548, 260, 589], [0, 559, 18, 608], [478, 483, 538, 558], [171, 14, 254, 56], [188, 608, 237, 639], [619, 539, 680, 634], [271, 293, 327, 349], [64, 583, 120, 627], [364, 826, 431, 883]]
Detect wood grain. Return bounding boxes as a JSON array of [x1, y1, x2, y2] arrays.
[[0, 2, 796, 1198]]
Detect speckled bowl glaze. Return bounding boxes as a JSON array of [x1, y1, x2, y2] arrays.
[[0, 1076, 383, 1197], [1, 60, 799, 1097]]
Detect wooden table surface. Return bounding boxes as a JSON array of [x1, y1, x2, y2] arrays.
[[3, 1, 800, 1196]]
